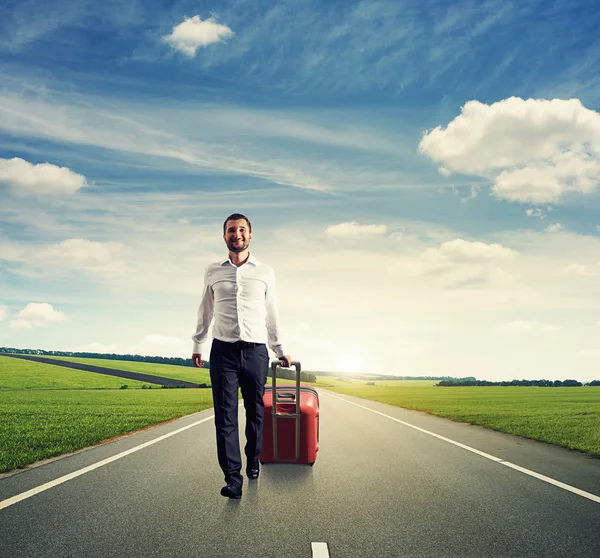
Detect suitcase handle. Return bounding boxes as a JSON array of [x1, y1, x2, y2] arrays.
[[277, 393, 296, 400], [272, 360, 301, 373], [270, 361, 302, 461]]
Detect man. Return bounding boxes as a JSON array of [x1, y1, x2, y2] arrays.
[[192, 213, 292, 499]]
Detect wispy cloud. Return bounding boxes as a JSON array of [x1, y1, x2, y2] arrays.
[[449, 183, 480, 203], [0, 0, 78, 51], [0, 90, 328, 191], [143, 0, 521, 95], [325, 222, 388, 238], [40, 239, 130, 280], [0, 82, 427, 193]]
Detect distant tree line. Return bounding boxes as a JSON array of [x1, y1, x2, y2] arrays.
[[0, 347, 319, 382], [312, 371, 457, 380], [436, 378, 598, 387]]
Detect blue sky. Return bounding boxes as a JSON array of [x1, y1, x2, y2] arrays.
[[2, 0, 600, 381]]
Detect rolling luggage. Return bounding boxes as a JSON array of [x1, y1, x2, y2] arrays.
[[259, 361, 319, 466]]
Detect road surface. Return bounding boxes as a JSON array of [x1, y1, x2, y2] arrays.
[[1, 389, 599, 557]]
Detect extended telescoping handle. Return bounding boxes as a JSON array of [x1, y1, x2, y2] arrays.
[[270, 360, 301, 392], [270, 361, 302, 461]]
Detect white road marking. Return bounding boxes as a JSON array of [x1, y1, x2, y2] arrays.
[[311, 542, 330, 557], [326, 392, 600, 505], [0, 414, 215, 511]]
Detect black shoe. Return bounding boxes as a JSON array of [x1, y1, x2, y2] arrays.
[[246, 463, 260, 480], [220, 483, 242, 499]]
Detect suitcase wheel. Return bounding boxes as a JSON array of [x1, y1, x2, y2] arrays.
[[310, 462, 315, 466]]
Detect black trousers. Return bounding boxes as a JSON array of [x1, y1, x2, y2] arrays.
[[209, 338, 269, 486]]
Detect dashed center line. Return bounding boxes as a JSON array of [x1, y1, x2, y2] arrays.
[[326, 392, 600, 505], [311, 542, 331, 557]]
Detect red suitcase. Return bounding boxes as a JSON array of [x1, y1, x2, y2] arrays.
[[259, 361, 319, 465]]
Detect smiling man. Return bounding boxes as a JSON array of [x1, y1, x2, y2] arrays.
[[192, 213, 292, 499]]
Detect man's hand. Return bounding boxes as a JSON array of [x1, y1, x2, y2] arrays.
[[279, 354, 292, 368], [192, 353, 204, 368]]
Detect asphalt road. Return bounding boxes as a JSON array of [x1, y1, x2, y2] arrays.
[[1, 389, 599, 558]]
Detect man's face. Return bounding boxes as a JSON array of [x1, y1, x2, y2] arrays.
[[223, 219, 252, 253]]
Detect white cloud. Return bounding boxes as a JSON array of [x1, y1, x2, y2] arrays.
[[422, 239, 517, 287], [493, 152, 598, 203], [163, 16, 234, 57], [419, 97, 600, 203], [0, 306, 7, 322], [10, 302, 66, 329], [0, 157, 87, 196], [500, 320, 560, 333], [42, 238, 127, 268], [546, 223, 563, 233], [426, 239, 517, 262], [325, 222, 389, 238], [387, 238, 518, 288]]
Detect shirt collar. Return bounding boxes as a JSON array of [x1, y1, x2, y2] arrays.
[[221, 253, 258, 267]]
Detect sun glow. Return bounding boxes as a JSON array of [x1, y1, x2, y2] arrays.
[[339, 351, 366, 374]]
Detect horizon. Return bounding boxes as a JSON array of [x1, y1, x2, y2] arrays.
[[1, 1, 600, 383], [1, 347, 596, 384]]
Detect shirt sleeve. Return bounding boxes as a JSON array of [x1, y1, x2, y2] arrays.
[[265, 267, 287, 358], [191, 267, 214, 354]]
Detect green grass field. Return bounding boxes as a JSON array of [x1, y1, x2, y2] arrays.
[[0, 389, 214, 472], [0, 356, 155, 390], [1, 355, 599, 474], [0, 356, 216, 472]]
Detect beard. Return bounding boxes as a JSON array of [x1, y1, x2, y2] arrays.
[[227, 239, 249, 253]]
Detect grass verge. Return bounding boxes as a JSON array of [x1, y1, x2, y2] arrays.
[[0, 389, 214, 473]]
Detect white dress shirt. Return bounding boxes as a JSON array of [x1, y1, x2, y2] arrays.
[[192, 254, 287, 358]]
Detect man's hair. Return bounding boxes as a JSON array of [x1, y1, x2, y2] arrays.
[[223, 213, 252, 234]]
